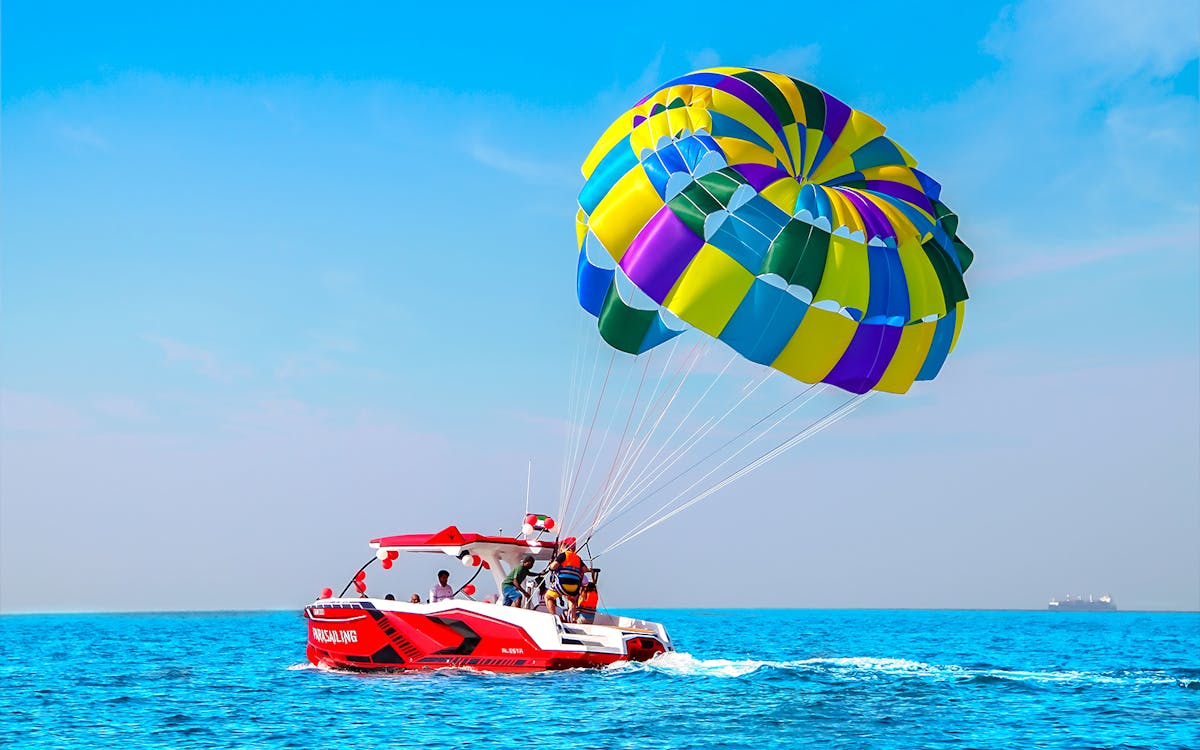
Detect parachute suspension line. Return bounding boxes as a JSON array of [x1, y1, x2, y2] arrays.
[[582, 336, 706, 538], [594, 382, 826, 535], [614, 337, 687, 478], [580, 339, 716, 543], [574, 338, 710, 546], [558, 313, 590, 510], [601, 389, 849, 552], [607, 338, 709, 487], [601, 391, 874, 554], [583, 350, 654, 534], [620, 381, 820, 516], [630, 389, 852, 545], [581, 336, 685, 540], [558, 316, 583, 515], [559, 318, 605, 523], [560, 349, 615, 527], [599, 346, 734, 521], [562, 346, 642, 535], [598, 359, 773, 528]]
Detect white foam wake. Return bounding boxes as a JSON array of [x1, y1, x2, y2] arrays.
[[611, 652, 1187, 687]]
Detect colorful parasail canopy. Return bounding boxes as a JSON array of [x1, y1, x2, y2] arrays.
[[575, 67, 973, 395]]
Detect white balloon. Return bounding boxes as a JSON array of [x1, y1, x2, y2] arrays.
[[376, 549, 388, 561], [522, 523, 535, 535]]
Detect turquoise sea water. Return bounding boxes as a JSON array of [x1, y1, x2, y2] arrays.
[[2, 609, 1197, 749]]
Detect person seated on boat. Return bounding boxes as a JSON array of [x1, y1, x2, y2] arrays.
[[384, 593, 396, 601], [409, 594, 422, 604], [430, 570, 454, 603], [502, 555, 536, 607], [575, 582, 599, 624], [546, 538, 586, 621]]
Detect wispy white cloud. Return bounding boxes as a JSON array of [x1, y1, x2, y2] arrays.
[[900, 0, 1199, 292], [276, 354, 339, 380], [687, 48, 721, 71], [141, 335, 245, 382], [590, 49, 667, 117], [750, 44, 821, 79], [0, 392, 89, 435], [317, 268, 361, 295], [466, 139, 576, 185], [93, 396, 150, 422], [983, 1, 1199, 83], [978, 228, 1197, 283], [310, 333, 359, 353], [55, 123, 109, 150]]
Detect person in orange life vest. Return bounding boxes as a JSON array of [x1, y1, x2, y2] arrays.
[[546, 537, 587, 621], [575, 582, 599, 624]]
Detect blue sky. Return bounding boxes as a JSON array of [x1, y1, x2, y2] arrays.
[[2, 1, 1197, 612]]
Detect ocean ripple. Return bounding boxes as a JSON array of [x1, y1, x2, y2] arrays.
[[1, 609, 1197, 750]]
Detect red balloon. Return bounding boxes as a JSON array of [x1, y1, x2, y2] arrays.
[[524, 514, 537, 525], [482, 561, 491, 570], [544, 518, 555, 530], [354, 581, 366, 593], [381, 559, 393, 570], [471, 555, 482, 566], [463, 584, 476, 596], [355, 570, 366, 582], [386, 550, 399, 561], [320, 587, 333, 599]]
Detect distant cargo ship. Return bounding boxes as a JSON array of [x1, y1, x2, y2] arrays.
[[1048, 595, 1116, 611]]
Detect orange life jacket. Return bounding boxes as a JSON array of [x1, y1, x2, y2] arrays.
[[556, 550, 583, 586], [578, 590, 598, 613]]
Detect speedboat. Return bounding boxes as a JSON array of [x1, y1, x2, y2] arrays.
[[304, 524, 673, 672]]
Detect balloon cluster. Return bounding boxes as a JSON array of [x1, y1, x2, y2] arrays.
[[375, 548, 399, 570], [522, 514, 556, 535], [457, 551, 490, 569]]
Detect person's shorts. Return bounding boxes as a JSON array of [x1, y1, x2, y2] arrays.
[[502, 585, 523, 606], [577, 612, 595, 624]]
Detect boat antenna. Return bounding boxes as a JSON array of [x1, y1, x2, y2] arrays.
[[524, 458, 532, 517]]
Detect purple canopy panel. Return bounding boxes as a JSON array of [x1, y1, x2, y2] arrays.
[[731, 163, 790, 192], [619, 206, 705, 303], [862, 180, 936, 217], [821, 93, 852, 146], [840, 190, 895, 243], [713, 76, 784, 135], [824, 323, 903, 394]]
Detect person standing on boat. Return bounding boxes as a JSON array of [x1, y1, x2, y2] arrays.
[[533, 581, 549, 612], [430, 570, 454, 603], [546, 538, 586, 621], [502, 555, 536, 607]]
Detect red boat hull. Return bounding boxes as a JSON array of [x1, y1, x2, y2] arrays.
[[305, 599, 670, 672]]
